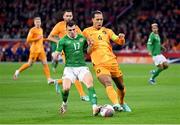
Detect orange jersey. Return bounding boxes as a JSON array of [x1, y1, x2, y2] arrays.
[[49, 21, 82, 38], [26, 27, 44, 53], [83, 26, 125, 65]]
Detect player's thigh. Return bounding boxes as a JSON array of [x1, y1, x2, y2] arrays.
[[153, 54, 167, 66], [62, 67, 76, 84], [110, 66, 123, 78], [94, 65, 111, 77], [62, 78, 72, 91], [39, 51, 48, 64], [94, 65, 112, 86], [80, 68, 93, 88], [29, 52, 38, 63]]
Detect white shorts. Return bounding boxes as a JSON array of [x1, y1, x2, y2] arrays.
[[62, 66, 91, 83], [152, 54, 167, 66]]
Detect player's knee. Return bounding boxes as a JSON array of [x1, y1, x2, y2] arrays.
[[102, 80, 112, 87], [64, 88, 70, 92], [98, 76, 112, 87], [86, 82, 93, 88], [118, 84, 125, 90], [63, 86, 70, 92], [27, 62, 32, 67], [42, 61, 48, 65], [163, 63, 169, 69], [158, 64, 164, 70]]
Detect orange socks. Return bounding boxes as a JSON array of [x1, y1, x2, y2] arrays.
[[117, 88, 126, 104], [57, 79, 63, 85], [43, 64, 51, 79], [19, 63, 30, 72], [74, 80, 86, 97], [106, 86, 119, 104]]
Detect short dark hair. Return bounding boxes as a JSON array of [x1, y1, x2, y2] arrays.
[[34, 17, 41, 20], [66, 20, 76, 27], [63, 9, 72, 14], [91, 10, 102, 18]]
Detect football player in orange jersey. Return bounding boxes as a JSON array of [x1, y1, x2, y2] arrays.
[[13, 17, 54, 84], [83, 10, 131, 112], [48, 10, 89, 101]]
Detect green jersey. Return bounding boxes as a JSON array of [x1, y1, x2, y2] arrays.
[[147, 32, 161, 56], [56, 34, 87, 67]]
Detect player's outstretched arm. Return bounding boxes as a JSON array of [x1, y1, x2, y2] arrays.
[[47, 35, 59, 43], [87, 38, 94, 54], [112, 33, 125, 45]]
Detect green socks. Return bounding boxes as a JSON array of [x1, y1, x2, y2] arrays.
[[61, 91, 69, 103], [88, 87, 97, 105], [152, 68, 163, 79]]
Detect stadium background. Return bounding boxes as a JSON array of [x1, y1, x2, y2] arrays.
[[0, 0, 179, 62]]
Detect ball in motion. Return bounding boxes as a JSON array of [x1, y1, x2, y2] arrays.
[[100, 104, 115, 117]]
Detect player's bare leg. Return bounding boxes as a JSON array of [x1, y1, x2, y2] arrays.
[[13, 60, 32, 80], [98, 75, 123, 112], [74, 80, 89, 101], [113, 76, 131, 112], [42, 60, 54, 84], [59, 78, 71, 114], [82, 72, 101, 116]]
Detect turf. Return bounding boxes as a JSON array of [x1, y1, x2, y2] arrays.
[[0, 63, 180, 124]]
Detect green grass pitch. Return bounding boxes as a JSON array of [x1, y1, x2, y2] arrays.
[[0, 63, 180, 124]]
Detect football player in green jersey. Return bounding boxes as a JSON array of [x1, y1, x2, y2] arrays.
[[52, 20, 101, 116], [147, 23, 169, 84]]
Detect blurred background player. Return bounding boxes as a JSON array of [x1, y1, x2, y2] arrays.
[[52, 20, 101, 116], [13, 17, 54, 84], [147, 23, 169, 84], [48, 10, 89, 101], [83, 10, 131, 112]]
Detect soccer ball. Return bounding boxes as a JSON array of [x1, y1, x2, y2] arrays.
[[100, 104, 115, 117]]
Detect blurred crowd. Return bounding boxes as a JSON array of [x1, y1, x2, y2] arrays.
[[0, 0, 179, 62], [115, 0, 180, 53]]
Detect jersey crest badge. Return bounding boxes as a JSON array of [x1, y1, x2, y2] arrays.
[[79, 38, 84, 42]]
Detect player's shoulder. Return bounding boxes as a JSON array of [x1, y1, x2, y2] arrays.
[[61, 35, 68, 40], [77, 33, 83, 37], [101, 27, 114, 35], [29, 27, 40, 33], [77, 34, 86, 40], [55, 21, 65, 27], [30, 27, 36, 31], [150, 32, 155, 37], [102, 27, 112, 32]]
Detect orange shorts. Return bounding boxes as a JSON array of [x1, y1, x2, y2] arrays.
[[29, 51, 47, 62], [93, 59, 123, 77]]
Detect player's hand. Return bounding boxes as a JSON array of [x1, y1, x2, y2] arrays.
[[52, 52, 60, 61], [37, 35, 43, 40], [118, 33, 125, 38], [43, 38, 48, 41], [87, 38, 94, 47]]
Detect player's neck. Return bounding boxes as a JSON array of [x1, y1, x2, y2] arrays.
[[35, 26, 41, 29], [93, 26, 101, 30], [67, 34, 77, 39]]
